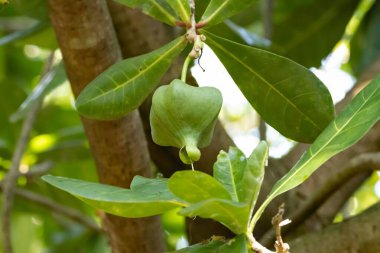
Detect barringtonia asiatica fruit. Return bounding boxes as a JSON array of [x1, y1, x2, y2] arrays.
[[150, 79, 223, 164]]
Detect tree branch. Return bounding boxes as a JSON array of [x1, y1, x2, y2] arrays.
[[290, 203, 380, 253], [1, 53, 54, 253]]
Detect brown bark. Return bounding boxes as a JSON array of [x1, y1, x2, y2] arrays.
[[47, 1, 164, 252], [290, 203, 380, 253]]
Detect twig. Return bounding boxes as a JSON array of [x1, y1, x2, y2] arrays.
[[20, 161, 54, 181], [248, 233, 276, 253], [272, 204, 290, 253], [260, 152, 380, 245], [1, 53, 54, 253], [0, 183, 101, 232]]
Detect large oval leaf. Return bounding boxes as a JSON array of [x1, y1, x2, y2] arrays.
[[113, 0, 177, 26], [75, 36, 187, 120], [168, 170, 231, 203], [200, 0, 255, 27], [204, 31, 335, 143], [251, 75, 380, 229], [42, 175, 186, 218]]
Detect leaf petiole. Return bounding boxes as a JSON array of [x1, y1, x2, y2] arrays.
[[181, 55, 193, 82]]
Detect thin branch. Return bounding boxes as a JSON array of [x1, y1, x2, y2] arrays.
[[248, 233, 276, 253], [1, 53, 54, 253], [260, 152, 380, 245], [0, 183, 101, 232], [272, 204, 290, 253]]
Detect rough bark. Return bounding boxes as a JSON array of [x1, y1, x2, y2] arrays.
[[290, 203, 380, 253], [47, 1, 164, 252]]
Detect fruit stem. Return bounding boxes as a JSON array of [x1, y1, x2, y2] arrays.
[[181, 56, 192, 82]]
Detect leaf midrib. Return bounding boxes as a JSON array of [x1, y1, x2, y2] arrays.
[[207, 36, 322, 131], [79, 38, 184, 106], [148, 0, 177, 24], [202, 0, 230, 23], [269, 82, 379, 202]]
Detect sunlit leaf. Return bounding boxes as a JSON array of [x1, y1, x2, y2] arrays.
[[251, 75, 380, 227], [42, 175, 186, 218], [200, 0, 254, 27], [218, 234, 248, 253], [204, 31, 334, 143], [168, 170, 231, 203], [113, 0, 177, 26], [179, 198, 249, 234], [167, 0, 190, 23], [75, 36, 187, 120]]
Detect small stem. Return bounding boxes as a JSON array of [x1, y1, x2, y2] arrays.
[[181, 56, 192, 82]]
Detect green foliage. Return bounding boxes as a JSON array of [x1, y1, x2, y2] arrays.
[[150, 79, 222, 164], [200, 0, 255, 27], [204, 31, 335, 143], [113, 0, 177, 25], [75, 37, 186, 120], [251, 75, 380, 228], [167, 0, 191, 23], [272, 0, 359, 67], [42, 175, 186, 218]]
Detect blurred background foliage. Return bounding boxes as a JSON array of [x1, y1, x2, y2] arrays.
[[0, 0, 379, 252]]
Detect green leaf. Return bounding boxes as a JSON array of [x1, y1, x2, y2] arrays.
[[167, 0, 190, 23], [75, 36, 186, 120], [203, 31, 335, 143], [200, 0, 255, 27], [179, 199, 249, 234], [213, 147, 246, 202], [10, 62, 66, 122], [251, 75, 380, 228], [218, 234, 248, 253], [113, 0, 177, 26], [272, 0, 359, 67], [168, 238, 225, 252], [242, 142, 268, 214], [168, 170, 231, 203], [350, 1, 380, 76], [42, 175, 186, 218]]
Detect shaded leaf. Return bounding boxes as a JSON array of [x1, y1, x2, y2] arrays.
[[10, 62, 66, 122], [252, 75, 380, 227], [0, 21, 48, 46], [167, 238, 225, 252], [113, 0, 177, 26], [218, 234, 248, 253], [75, 36, 186, 120], [350, 1, 380, 76], [167, 0, 190, 23], [42, 175, 186, 218], [168, 170, 231, 203], [179, 198, 249, 234], [204, 31, 334, 143], [200, 0, 255, 27], [272, 0, 359, 67]]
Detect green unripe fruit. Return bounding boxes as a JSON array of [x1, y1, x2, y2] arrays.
[[150, 79, 223, 164]]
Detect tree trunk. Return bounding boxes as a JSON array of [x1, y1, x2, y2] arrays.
[[47, 1, 165, 252]]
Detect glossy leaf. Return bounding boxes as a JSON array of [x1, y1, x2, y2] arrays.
[[200, 0, 254, 27], [167, 0, 190, 23], [242, 142, 268, 214], [179, 198, 249, 234], [252, 75, 380, 227], [168, 170, 231, 203], [204, 31, 335, 143], [113, 0, 177, 26], [10, 62, 66, 122], [213, 147, 246, 202], [272, 0, 359, 67], [42, 175, 186, 218], [75, 37, 186, 120]]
